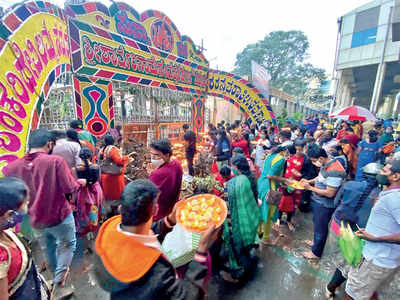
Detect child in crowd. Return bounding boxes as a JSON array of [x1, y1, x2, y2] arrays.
[[213, 165, 232, 197], [276, 140, 306, 231], [75, 147, 104, 240]]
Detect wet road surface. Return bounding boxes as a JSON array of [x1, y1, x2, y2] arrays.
[[34, 212, 400, 299]]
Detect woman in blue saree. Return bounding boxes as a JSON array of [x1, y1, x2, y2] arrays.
[[220, 154, 260, 283], [258, 146, 288, 244]]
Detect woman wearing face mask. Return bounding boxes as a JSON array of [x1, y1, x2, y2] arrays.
[[220, 154, 260, 283], [254, 129, 271, 171], [100, 134, 132, 215], [0, 177, 50, 299], [258, 145, 288, 244], [232, 133, 251, 158], [232, 147, 260, 178], [148, 139, 183, 221], [277, 140, 307, 231], [354, 130, 382, 181], [336, 121, 349, 141]]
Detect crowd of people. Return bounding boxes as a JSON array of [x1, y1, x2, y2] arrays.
[[0, 116, 399, 299]]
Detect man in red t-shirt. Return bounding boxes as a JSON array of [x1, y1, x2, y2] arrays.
[[148, 139, 183, 221]]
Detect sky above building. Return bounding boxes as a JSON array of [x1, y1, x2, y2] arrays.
[[1, 0, 365, 76]]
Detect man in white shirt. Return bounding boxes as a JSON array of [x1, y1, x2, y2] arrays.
[[52, 130, 82, 170], [345, 159, 400, 300]]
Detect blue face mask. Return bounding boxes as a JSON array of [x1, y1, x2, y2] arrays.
[[232, 168, 239, 176], [249, 134, 255, 140], [2, 211, 25, 230]]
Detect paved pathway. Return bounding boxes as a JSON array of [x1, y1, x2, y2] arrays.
[[34, 212, 400, 299]]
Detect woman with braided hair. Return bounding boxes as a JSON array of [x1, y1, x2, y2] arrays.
[[220, 154, 260, 283], [75, 147, 104, 237]]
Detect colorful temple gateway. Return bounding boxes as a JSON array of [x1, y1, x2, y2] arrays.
[[0, 1, 276, 174]]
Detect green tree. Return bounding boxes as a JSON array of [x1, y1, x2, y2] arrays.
[[234, 30, 326, 97], [292, 111, 303, 124], [277, 108, 288, 128]]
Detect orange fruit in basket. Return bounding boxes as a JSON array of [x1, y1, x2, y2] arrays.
[[176, 194, 227, 233]]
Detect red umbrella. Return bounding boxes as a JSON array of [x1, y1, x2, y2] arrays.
[[330, 105, 377, 121]]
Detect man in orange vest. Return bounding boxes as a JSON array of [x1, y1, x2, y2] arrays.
[[94, 179, 220, 299]]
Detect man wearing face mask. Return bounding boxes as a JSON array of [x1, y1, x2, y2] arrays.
[[279, 130, 293, 148], [3, 129, 86, 299], [148, 139, 183, 221], [380, 125, 394, 146], [301, 144, 346, 259], [345, 159, 400, 300], [314, 124, 325, 140], [355, 130, 382, 182], [324, 162, 383, 298]]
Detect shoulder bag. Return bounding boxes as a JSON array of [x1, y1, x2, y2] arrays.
[[266, 178, 282, 206]]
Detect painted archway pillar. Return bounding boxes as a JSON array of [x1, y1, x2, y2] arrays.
[[192, 95, 205, 139], [73, 75, 114, 137], [207, 70, 276, 125], [0, 1, 70, 175]]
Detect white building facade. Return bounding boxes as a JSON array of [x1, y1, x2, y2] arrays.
[[333, 0, 400, 119]]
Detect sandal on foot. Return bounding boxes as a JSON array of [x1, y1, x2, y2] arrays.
[[302, 250, 320, 260], [220, 271, 239, 283]]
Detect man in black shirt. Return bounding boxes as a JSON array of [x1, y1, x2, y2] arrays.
[[183, 124, 197, 176]]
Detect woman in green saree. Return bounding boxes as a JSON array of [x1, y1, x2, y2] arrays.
[[220, 154, 260, 283], [257, 146, 288, 244]]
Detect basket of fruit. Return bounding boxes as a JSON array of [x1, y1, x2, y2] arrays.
[[176, 194, 227, 233]]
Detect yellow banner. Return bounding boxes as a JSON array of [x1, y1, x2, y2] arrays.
[[208, 71, 272, 123], [0, 13, 70, 174]]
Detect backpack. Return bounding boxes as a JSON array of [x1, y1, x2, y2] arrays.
[[333, 181, 368, 225]]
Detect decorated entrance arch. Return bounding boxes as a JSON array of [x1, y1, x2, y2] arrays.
[[208, 70, 276, 124], [0, 1, 276, 175], [0, 1, 70, 174]]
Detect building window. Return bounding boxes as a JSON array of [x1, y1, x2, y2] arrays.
[[351, 6, 380, 48]]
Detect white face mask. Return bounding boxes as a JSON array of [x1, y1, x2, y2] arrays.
[[151, 158, 164, 168]]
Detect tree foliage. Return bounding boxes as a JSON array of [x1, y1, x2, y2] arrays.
[[234, 30, 326, 97]]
